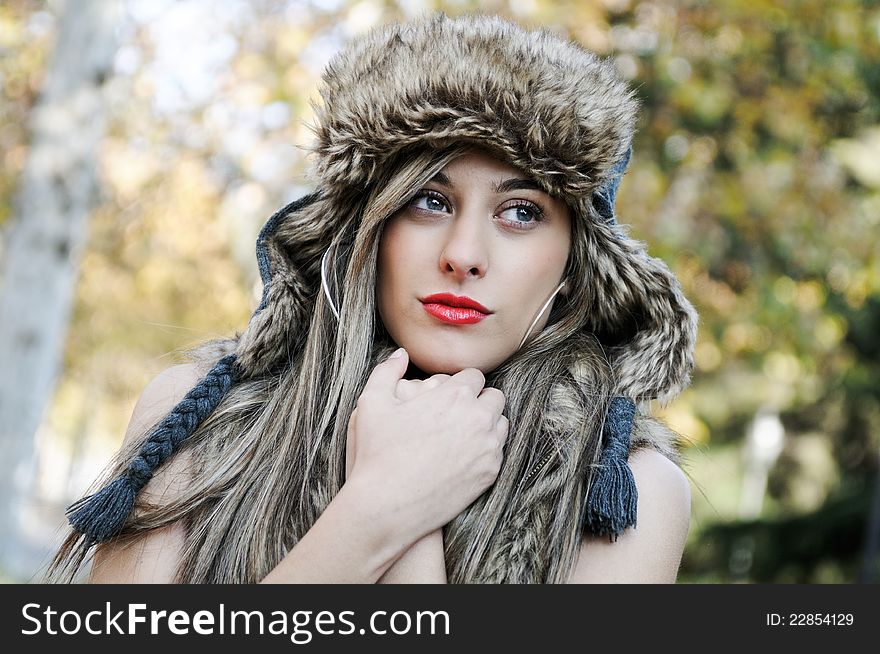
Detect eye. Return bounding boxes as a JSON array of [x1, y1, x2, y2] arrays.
[[497, 201, 545, 230], [409, 190, 450, 214]]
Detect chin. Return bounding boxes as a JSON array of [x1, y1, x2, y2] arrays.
[[408, 351, 463, 375]]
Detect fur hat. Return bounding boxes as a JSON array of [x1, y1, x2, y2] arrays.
[[67, 12, 697, 544]]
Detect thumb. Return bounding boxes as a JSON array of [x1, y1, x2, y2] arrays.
[[362, 347, 409, 395]]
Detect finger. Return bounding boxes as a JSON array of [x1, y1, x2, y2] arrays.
[[395, 374, 451, 402], [489, 414, 509, 454], [443, 367, 486, 397], [361, 348, 409, 398], [477, 386, 507, 417], [394, 379, 422, 402], [419, 374, 450, 392]]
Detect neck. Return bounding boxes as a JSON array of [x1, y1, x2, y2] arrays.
[[404, 361, 430, 380]]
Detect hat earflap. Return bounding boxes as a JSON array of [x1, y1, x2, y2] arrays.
[[234, 191, 329, 377], [583, 220, 698, 404], [579, 153, 697, 539], [580, 225, 696, 537], [66, 192, 327, 544]]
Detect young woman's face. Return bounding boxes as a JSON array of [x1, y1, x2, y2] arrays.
[[377, 147, 572, 375]]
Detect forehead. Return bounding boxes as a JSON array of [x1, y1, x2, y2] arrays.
[[441, 146, 529, 178]]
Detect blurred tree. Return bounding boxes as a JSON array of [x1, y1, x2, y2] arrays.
[[0, 0, 119, 579]]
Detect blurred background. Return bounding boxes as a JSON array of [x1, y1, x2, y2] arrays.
[[0, 0, 878, 583]]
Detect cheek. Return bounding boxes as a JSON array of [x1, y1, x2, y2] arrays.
[[545, 229, 572, 290], [512, 234, 570, 320], [552, 221, 573, 270], [377, 221, 418, 310], [517, 233, 571, 289]]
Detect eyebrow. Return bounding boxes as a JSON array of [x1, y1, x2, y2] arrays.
[[429, 171, 545, 194]]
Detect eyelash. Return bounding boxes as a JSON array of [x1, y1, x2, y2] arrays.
[[408, 189, 546, 231]]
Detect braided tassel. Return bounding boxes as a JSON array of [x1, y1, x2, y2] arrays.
[[66, 354, 239, 544], [585, 396, 638, 542]]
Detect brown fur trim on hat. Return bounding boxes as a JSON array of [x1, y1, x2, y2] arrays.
[[306, 12, 639, 202]]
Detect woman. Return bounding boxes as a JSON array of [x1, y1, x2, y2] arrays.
[[51, 12, 697, 583]]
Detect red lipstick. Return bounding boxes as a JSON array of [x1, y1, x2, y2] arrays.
[[420, 293, 493, 325]]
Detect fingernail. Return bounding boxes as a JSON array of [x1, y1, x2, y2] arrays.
[[390, 347, 405, 359]]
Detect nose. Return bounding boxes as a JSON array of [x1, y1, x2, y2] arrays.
[[438, 206, 488, 282]]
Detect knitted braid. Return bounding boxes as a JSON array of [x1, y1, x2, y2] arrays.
[[585, 396, 638, 540], [66, 354, 239, 544]]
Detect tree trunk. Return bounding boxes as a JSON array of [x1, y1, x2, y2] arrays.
[[0, 0, 119, 580]]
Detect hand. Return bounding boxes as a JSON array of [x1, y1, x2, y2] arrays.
[[346, 372, 451, 479], [345, 349, 508, 539]]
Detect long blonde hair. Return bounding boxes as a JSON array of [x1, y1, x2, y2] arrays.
[[51, 144, 615, 583]]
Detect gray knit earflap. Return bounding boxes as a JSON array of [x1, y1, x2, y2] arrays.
[[592, 146, 632, 224]]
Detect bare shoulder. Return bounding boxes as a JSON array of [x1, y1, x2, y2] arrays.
[[122, 362, 212, 449], [627, 448, 691, 519], [90, 362, 209, 584], [567, 448, 692, 584]]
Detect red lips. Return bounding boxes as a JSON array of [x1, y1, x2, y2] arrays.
[[420, 293, 493, 325]]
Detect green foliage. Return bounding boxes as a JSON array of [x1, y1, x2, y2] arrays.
[[684, 483, 874, 582], [607, 0, 880, 582]]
